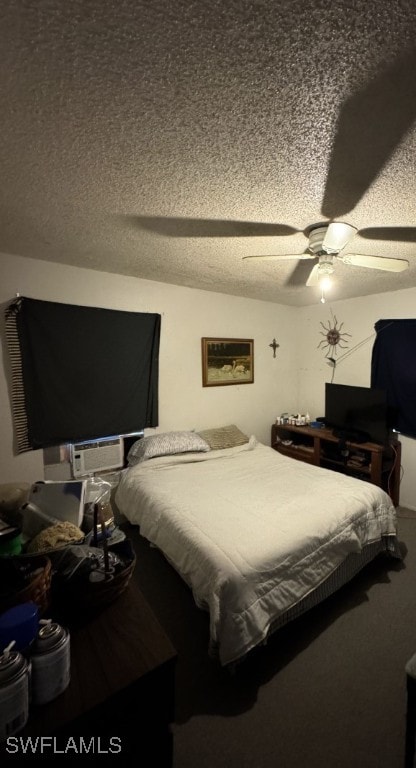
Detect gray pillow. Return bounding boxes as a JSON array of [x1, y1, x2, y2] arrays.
[[196, 425, 249, 451], [127, 431, 210, 465]]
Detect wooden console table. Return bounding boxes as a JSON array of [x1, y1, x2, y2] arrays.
[[17, 580, 177, 766], [271, 423, 401, 506]]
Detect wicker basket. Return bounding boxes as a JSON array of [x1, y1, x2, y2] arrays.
[[79, 538, 136, 611], [52, 538, 136, 617], [0, 555, 52, 616], [76, 508, 137, 611]]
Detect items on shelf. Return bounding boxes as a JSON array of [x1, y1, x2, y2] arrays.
[[276, 412, 311, 426], [0, 476, 138, 744], [0, 476, 136, 621]]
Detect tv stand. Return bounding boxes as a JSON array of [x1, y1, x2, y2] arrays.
[[332, 428, 369, 444], [271, 423, 401, 506]]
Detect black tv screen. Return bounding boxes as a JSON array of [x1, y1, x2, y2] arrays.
[[325, 383, 389, 445]]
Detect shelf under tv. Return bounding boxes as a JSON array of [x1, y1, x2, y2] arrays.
[[271, 424, 401, 506]]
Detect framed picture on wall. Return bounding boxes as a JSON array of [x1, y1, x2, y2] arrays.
[[201, 338, 254, 386]]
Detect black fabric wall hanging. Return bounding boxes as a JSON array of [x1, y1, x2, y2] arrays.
[[371, 319, 416, 439], [5, 297, 161, 451]]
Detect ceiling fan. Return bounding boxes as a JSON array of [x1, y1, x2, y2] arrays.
[[242, 221, 409, 288], [131, 52, 416, 275]]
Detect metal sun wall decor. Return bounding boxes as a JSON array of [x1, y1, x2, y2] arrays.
[[317, 311, 351, 360]]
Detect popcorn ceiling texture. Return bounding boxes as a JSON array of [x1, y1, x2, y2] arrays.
[[1, 0, 416, 306]]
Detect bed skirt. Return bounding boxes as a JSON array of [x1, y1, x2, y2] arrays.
[[213, 534, 402, 667]]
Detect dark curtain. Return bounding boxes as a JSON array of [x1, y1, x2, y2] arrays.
[[5, 297, 160, 450], [371, 319, 416, 439]]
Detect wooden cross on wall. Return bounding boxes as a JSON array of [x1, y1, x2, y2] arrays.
[[269, 338, 280, 357]]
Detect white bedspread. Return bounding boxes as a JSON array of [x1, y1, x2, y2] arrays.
[[115, 438, 397, 665]]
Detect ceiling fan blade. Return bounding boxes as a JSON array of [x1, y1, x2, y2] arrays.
[[359, 227, 416, 243], [322, 49, 416, 219], [306, 264, 320, 286], [130, 216, 299, 238], [340, 254, 409, 272], [242, 253, 315, 262], [285, 258, 318, 287], [322, 222, 357, 252]]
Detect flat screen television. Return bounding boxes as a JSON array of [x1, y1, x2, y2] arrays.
[[325, 383, 389, 445]]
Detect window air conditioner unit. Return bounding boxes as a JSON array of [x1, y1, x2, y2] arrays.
[[70, 436, 124, 478]]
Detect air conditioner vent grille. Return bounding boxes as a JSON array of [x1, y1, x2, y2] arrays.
[[71, 437, 124, 477]]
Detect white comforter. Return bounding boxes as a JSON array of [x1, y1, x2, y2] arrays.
[[115, 438, 397, 665]]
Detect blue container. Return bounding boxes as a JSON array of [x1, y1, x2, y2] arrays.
[[0, 602, 39, 653]]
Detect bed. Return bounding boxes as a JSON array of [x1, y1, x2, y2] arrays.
[[115, 427, 401, 667]]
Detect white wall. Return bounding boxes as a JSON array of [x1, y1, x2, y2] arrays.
[[0, 252, 299, 483], [297, 287, 416, 510], [2, 252, 415, 509]]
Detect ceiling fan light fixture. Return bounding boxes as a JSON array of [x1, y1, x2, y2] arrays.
[[241, 221, 409, 300], [317, 255, 335, 301], [319, 275, 332, 290], [317, 258, 334, 277], [319, 274, 332, 304]]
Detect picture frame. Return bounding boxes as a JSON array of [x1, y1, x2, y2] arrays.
[[201, 338, 254, 386]]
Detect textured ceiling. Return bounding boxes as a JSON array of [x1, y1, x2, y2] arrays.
[[1, 0, 416, 306]]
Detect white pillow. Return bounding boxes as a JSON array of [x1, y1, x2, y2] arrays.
[[127, 431, 210, 465]]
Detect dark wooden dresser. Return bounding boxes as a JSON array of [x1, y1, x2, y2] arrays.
[[12, 580, 177, 766]]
